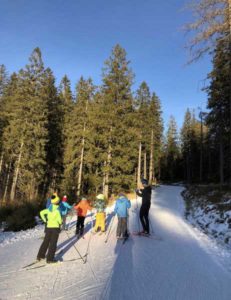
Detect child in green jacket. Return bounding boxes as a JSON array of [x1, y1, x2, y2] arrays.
[[37, 194, 62, 264]]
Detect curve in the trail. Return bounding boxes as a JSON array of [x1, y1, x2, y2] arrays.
[[105, 185, 231, 300]]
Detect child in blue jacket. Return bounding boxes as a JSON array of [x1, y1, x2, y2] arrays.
[[59, 195, 72, 230], [114, 193, 131, 239]]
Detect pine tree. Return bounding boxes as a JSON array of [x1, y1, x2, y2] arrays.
[[162, 116, 180, 181], [0, 65, 8, 177], [2, 48, 49, 201], [148, 92, 163, 183], [100, 44, 136, 196], [44, 68, 64, 194], [62, 77, 94, 197], [206, 39, 230, 184]]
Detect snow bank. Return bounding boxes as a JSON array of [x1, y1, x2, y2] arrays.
[[182, 188, 231, 248], [0, 225, 44, 247]]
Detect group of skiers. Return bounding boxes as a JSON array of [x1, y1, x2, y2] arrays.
[[37, 178, 152, 264]]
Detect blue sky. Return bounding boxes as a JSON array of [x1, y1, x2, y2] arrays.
[[0, 0, 211, 130]]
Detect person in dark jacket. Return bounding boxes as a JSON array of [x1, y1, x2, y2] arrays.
[[136, 178, 152, 235]]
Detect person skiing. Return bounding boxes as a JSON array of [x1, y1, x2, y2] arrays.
[[136, 178, 152, 235], [94, 193, 106, 233], [37, 194, 62, 264], [114, 193, 131, 239], [59, 195, 72, 230], [74, 196, 92, 236]]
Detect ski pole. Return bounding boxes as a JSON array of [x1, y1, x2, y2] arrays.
[[104, 214, 115, 243], [83, 226, 93, 264], [64, 229, 85, 263], [67, 207, 75, 231]]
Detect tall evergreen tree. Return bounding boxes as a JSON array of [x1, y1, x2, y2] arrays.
[[100, 44, 136, 196], [62, 77, 94, 197], [2, 48, 49, 201], [162, 116, 181, 181]]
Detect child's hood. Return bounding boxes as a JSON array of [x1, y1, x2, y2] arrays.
[[117, 196, 128, 204]]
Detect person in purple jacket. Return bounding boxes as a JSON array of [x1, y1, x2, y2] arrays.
[[114, 193, 131, 239]]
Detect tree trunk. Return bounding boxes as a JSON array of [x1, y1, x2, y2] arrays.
[[3, 162, 11, 204], [104, 125, 112, 199], [77, 99, 88, 196], [10, 141, 23, 202], [77, 123, 86, 196], [0, 152, 3, 175], [104, 143, 111, 199], [137, 141, 142, 187], [219, 131, 224, 186], [149, 129, 154, 184], [158, 158, 161, 181], [186, 153, 190, 183], [144, 152, 147, 179], [200, 114, 203, 182]]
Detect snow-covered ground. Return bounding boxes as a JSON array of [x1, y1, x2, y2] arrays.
[[183, 189, 231, 247], [1, 185, 231, 300]]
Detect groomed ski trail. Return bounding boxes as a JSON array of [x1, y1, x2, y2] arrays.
[[1, 186, 231, 299]]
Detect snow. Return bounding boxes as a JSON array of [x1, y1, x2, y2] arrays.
[[1, 185, 231, 300], [184, 193, 231, 246], [0, 225, 44, 247]]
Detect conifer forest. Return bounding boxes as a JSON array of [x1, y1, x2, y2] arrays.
[[0, 0, 230, 207]]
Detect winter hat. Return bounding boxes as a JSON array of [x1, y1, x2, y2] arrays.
[[96, 194, 105, 201], [141, 178, 148, 185], [51, 194, 60, 204], [62, 195, 67, 202], [118, 192, 126, 198]]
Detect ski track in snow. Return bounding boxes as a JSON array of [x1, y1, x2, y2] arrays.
[[1, 186, 231, 299]]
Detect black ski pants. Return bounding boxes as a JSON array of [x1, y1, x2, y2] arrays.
[[37, 228, 60, 262], [139, 204, 151, 234], [116, 217, 128, 237], [76, 216, 86, 234]]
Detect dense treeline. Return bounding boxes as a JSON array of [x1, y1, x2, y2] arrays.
[[161, 37, 231, 184], [0, 45, 163, 204], [162, 0, 231, 185], [0, 36, 230, 209]]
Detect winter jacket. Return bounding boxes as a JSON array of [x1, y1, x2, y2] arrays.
[[114, 196, 131, 218], [94, 199, 105, 213], [40, 204, 62, 228], [74, 201, 92, 217], [59, 201, 72, 216], [136, 186, 152, 207]]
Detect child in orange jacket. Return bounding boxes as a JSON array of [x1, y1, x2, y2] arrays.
[[74, 197, 92, 236]]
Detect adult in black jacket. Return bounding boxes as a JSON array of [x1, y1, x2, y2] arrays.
[[136, 178, 152, 234]]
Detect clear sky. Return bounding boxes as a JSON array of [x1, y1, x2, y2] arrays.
[[0, 0, 211, 130]]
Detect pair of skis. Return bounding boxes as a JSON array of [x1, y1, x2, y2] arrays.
[[23, 255, 88, 271], [132, 231, 162, 240]]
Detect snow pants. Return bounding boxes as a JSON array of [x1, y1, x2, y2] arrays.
[[62, 215, 67, 230], [94, 212, 105, 232], [76, 216, 86, 235], [37, 228, 60, 262], [116, 217, 128, 237], [139, 204, 150, 234]]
